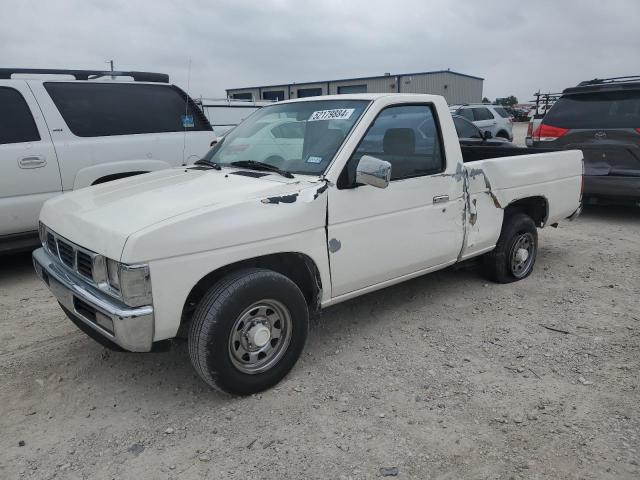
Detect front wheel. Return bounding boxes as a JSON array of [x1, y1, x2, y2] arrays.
[[482, 213, 538, 283], [188, 269, 309, 395]]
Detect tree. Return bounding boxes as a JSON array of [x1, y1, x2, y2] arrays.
[[495, 95, 518, 107], [482, 97, 491, 104]]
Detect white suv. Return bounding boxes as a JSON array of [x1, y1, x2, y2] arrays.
[[0, 68, 214, 253], [449, 104, 513, 141]]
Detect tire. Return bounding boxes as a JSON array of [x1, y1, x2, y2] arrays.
[[496, 130, 510, 139], [60, 303, 125, 351], [482, 213, 538, 283], [188, 268, 309, 395]]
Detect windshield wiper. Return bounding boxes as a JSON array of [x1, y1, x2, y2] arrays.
[[193, 159, 221, 170], [230, 160, 294, 179]]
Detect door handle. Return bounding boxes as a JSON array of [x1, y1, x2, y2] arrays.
[[18, 156, 46, 169], [433, 195, 449, 204]]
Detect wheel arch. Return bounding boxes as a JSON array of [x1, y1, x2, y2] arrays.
[[180, 252, 323, 329], [504, 196, 549, 227]]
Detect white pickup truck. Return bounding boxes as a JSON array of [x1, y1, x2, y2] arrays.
[[0, 68, 214, 253], [33, 94, 583, 395]]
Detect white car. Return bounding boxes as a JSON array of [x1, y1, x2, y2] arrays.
[[33, 93, 583, 395], [0, 68, 214, 253], [450, 104, 514, 141]]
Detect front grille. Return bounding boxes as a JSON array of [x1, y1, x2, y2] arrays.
[[57, 240, 74, 267], [76, 251, 93, 279], [47, 233, 57, 254], [43, 227, 96, 282]]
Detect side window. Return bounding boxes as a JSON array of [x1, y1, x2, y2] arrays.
[[347, 104, 444, 182], [472, 107, 494, 120], [44, 82, 211, 137], [457, 108, 474, 121], [453, 116, 481, 138], [0, 87, 40, 144]]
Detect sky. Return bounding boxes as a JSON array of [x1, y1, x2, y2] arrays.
[[2, 0, 639, 103]]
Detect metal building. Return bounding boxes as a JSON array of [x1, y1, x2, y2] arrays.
[[226, 70, 483, 105]]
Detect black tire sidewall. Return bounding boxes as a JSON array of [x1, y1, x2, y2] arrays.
[[192, 270, 309, 395], [499, 213, 538, 281], [484, 213, 538, 283]]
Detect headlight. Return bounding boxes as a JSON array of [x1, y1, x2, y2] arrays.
[[106, 259, 152, 307]]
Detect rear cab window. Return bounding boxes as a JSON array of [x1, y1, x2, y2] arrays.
[[544, 90, 640, 129], [0, 87, 40, 144], [44, 82, 212, 137]]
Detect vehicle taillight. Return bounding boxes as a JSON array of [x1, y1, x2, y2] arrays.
[[635, 128, 640, 134], [534, 124, 569, 142]]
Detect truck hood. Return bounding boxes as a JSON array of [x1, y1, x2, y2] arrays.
[[40, 167, 323, 260]]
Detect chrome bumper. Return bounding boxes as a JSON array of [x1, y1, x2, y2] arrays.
[[33, 248, 154, 352]]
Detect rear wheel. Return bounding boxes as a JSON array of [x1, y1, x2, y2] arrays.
[[188, 268, 309, 395], [482, 213, 538, 283], [496, 130, 510, 139]]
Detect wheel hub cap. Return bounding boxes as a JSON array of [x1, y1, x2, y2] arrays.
[[248, 324, 271, 348], [510, 232, 535, 278], [228, 299, 293, 375], [515, 248, 529, 263]]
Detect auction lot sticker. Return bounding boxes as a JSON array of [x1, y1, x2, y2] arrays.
[[308, 108, 355, 121]]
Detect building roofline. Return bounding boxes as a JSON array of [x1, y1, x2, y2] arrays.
[[226, 69, 484, 93]]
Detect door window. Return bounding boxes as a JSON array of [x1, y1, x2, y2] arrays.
[[453, 116, 481, 138], [472, 107, 494, 120], [44, 82, 211, 137], [345, 104, 444, 183], [0, 87, 40, 144]]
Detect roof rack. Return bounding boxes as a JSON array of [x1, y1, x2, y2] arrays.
[[577, 76, 640, 87], [0, 68, 169, 83]]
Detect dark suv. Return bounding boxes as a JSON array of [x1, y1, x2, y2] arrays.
[[531, 77, 640, 202]]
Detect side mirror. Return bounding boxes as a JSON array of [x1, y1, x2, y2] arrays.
[[356, 155, 392, 189], [483, 130, 493, 140]]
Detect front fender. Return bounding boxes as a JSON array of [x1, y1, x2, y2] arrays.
[[72, 159, 173, 189]]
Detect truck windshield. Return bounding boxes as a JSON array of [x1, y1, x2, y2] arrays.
[[202, 100, 370, 175]]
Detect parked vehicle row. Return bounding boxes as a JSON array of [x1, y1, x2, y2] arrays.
[[0, 68, 215, 254], [449, 104, 514, 141], [33, 93, 583, 395]]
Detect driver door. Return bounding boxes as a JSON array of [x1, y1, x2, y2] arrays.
[[327, 104, 464, 297]]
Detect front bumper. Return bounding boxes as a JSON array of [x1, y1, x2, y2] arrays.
[[33, 248, 154, 352]]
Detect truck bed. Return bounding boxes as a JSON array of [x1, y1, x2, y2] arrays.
[[460, 145, 559, 163], [458, 149, 583, 260]]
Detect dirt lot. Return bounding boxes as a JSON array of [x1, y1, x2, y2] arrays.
[[1, 205, 638, 480]]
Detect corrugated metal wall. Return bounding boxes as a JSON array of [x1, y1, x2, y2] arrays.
[[398, 72, 482, 104], [227, 72, 483, 104]]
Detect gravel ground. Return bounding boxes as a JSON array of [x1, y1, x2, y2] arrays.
[[1, 204, 638, 480]]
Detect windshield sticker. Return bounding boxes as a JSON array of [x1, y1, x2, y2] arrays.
[[308, 108, 355, 122], [306, 156, 323, 164], [181, 115, 194, 128]]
